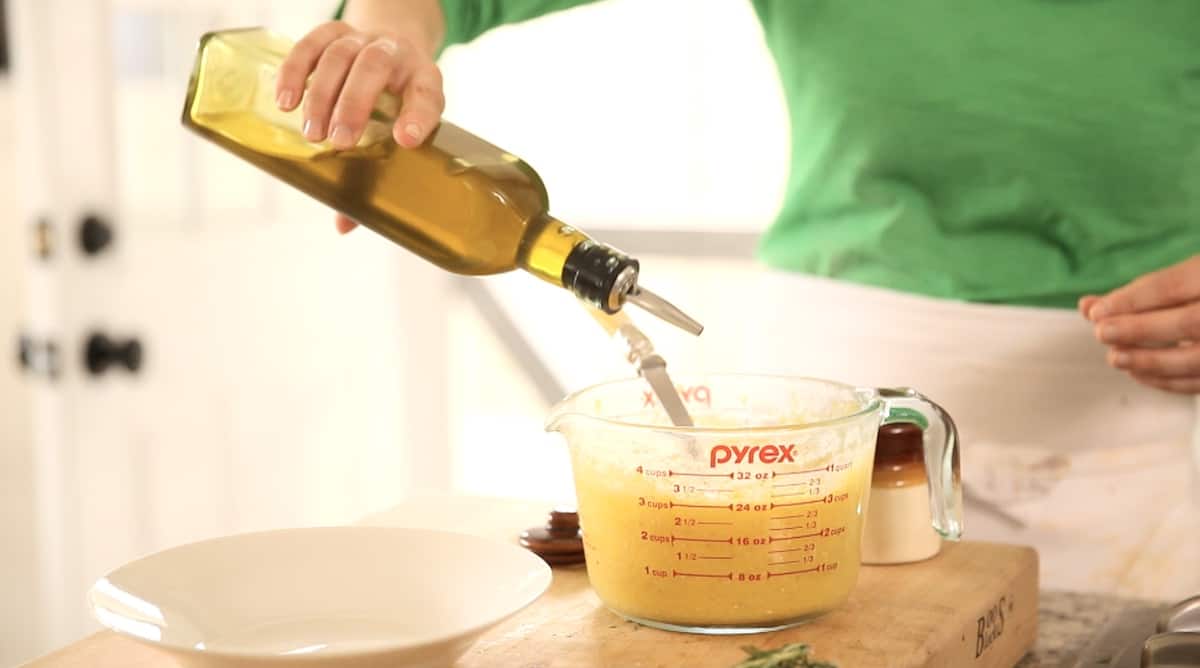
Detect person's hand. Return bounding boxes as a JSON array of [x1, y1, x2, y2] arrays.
[[275, 19, 445, 234], [1080, 254, 1200, 394]]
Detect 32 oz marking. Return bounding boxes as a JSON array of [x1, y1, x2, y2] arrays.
[[734, 471, 770, 480]]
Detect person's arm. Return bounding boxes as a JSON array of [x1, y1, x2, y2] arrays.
[[334, 1, 603, 49], [340, 0, 445, 56], [437, 0, 602, 47]]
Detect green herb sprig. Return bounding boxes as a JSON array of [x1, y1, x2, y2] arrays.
[[732, 643, 837, 668]]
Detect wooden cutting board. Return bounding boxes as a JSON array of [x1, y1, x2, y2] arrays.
[[26, 495, 1037, 668]]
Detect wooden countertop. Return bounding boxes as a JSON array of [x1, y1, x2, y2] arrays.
[[20, 494, 1148, 668]]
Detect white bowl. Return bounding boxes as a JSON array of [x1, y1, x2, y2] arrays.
[[88, 526, 552, 667]]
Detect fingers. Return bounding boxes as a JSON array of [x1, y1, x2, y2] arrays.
[[276, 21, 354, 111], [393, 63, 444, 148], [1130, 374, 1200, 395], [278, 24, 444, 151], [1094, 302, 1200, 347], [302, 34, 368, 141], [329, 37, 405, 149], [1078, 295, 1100, 320], [335, 214, 359, 234], [1087, 255, 1200, 320], [1107, 342, 1200, 378]]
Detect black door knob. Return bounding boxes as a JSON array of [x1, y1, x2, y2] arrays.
[[79, 214, 114, 256], [85, 333, 142, 375]]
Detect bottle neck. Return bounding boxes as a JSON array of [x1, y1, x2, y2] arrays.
[[560, 240, 639, 313], [517, 217, 639, 313]]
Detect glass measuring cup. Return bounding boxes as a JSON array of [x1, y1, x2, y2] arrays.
[[545, 374, 961, 634]]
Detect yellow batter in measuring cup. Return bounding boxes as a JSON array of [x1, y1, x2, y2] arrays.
[[546, 374, 962, 634]]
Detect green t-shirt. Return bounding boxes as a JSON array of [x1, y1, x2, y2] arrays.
[[343, 1, 1200, 308]]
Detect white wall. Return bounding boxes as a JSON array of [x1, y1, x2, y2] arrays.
[[439, 0, 789, 232], [0, 81, 40, 665]]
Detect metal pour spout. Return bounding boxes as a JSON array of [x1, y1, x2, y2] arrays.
[[623, 286, 704, 336]]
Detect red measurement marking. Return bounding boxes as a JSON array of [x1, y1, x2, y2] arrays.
[[768, 547, 810, 554], [671, 470, 733, 478], [770, 513, 816, 520], [767, 567, 822, 578], [670, 502, 732, 510], [773, 494, 847, 508], [697, 521, 734, 526], [673, 570, 733, 580], [768, 559, 813, 566], [770, 500, 823, 509], [769, 532, 823, 542], [673, 535, 734, 544], [772, 492, 810, 498], [772, 466, 832, 477], [771, 482, 812, 488], [769, 525, 815, 532], [698, 555, 733, 560]]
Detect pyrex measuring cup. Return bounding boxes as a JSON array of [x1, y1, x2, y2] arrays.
[[545, 374, 961, 634]]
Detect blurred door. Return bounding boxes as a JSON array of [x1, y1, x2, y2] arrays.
[[9, 0, 450, 652]]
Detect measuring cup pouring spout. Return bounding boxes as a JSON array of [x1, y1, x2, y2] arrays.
[[544, 399, 590, 437]]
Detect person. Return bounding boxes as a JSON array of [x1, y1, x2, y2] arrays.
[[277, 1, 1200, 599]]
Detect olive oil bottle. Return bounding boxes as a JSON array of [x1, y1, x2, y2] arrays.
[[181, 28, 701, 334]]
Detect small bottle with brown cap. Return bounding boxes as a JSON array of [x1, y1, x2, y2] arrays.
[[861, 422, 942, 565]]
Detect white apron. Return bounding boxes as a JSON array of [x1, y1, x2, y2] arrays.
[[743, 271, 1200, 600]]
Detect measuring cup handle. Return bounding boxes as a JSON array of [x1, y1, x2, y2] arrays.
[[879, 387, 964, 540]]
